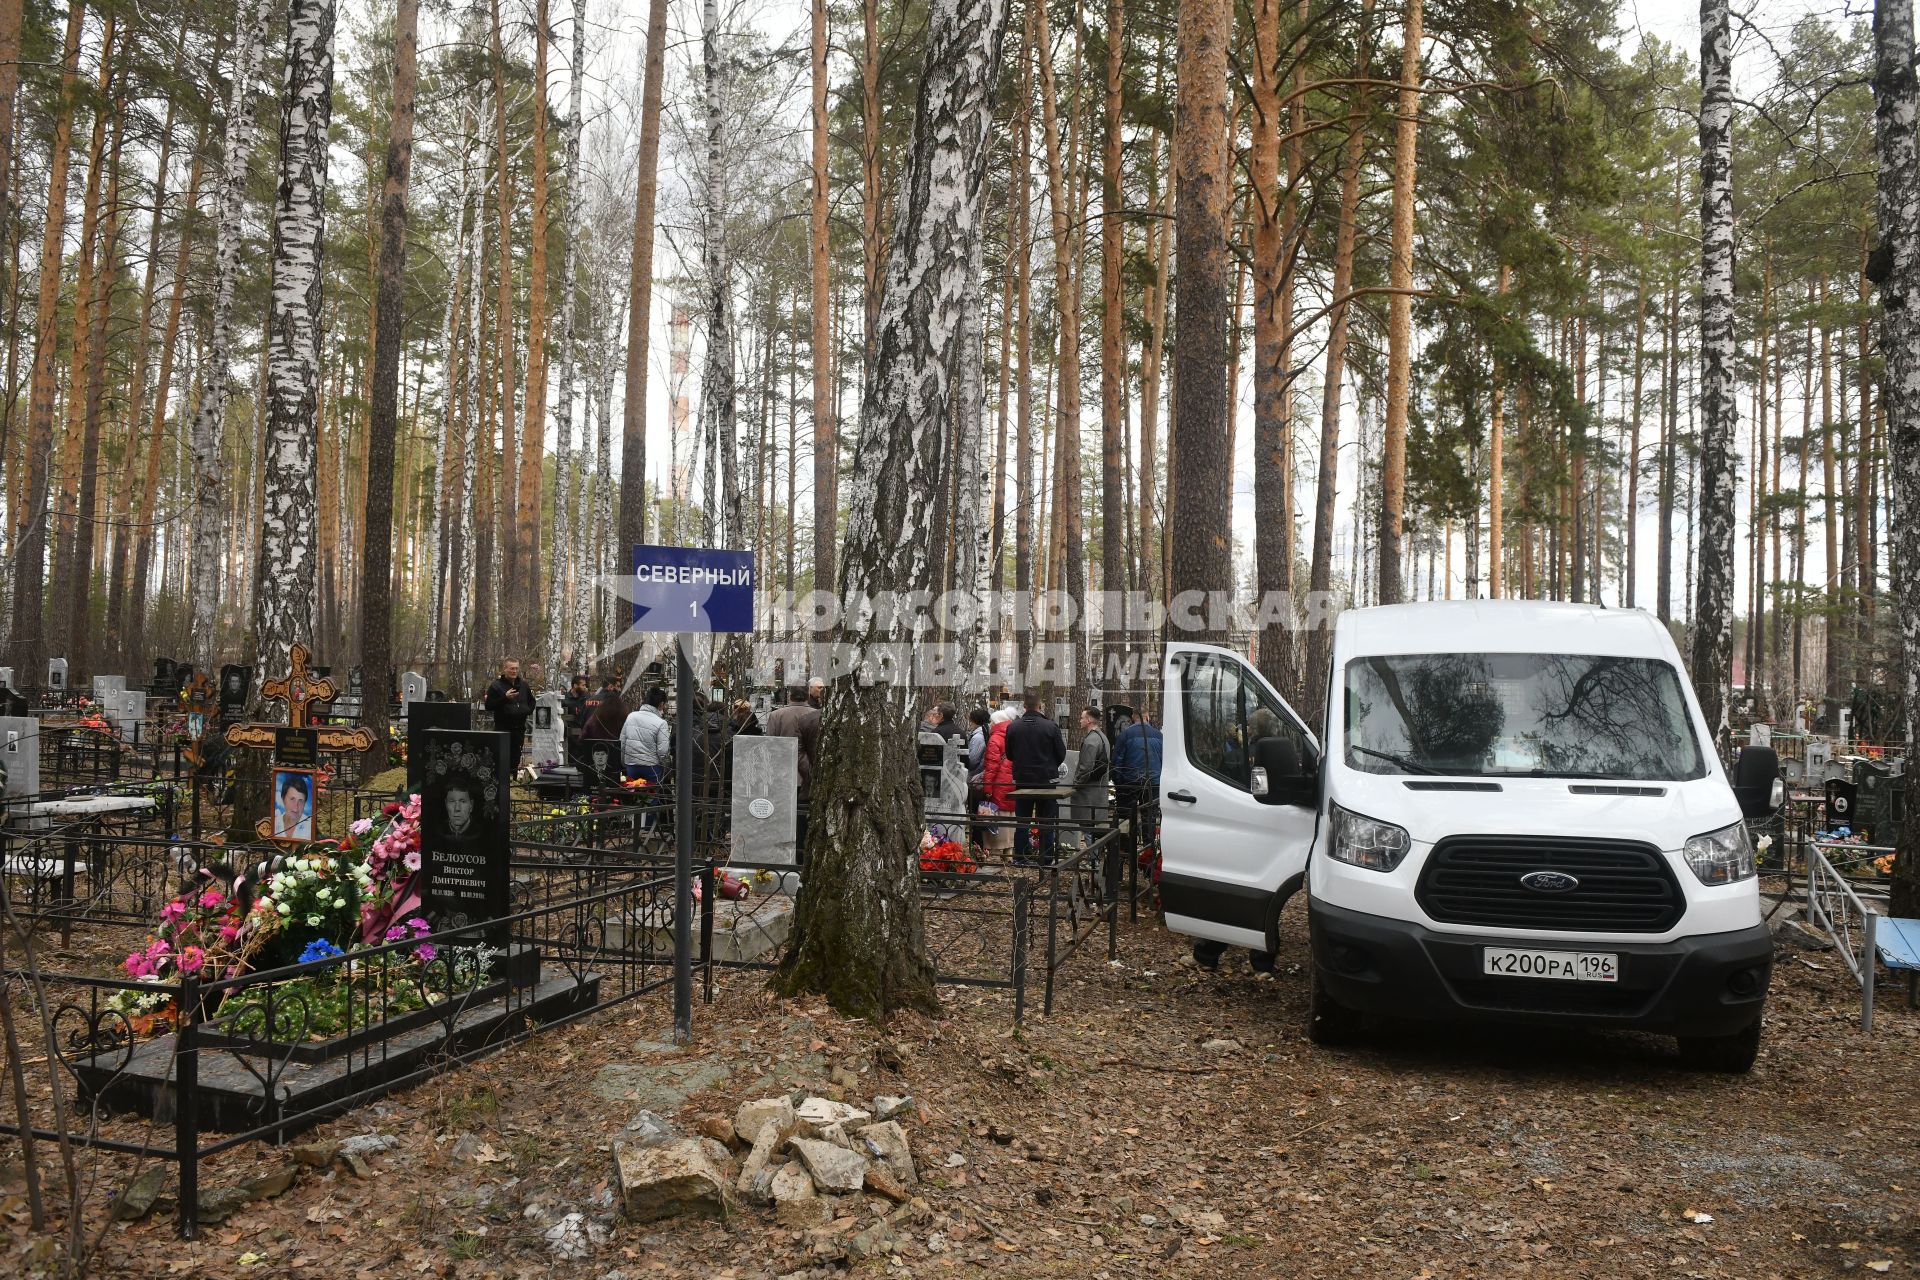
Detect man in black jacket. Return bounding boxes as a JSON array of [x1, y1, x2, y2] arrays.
[[1004, 692, 1066, 864], [484, 659, 533, 769]]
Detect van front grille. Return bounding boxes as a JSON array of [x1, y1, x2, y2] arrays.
[[1415, 835, 1683, 933]]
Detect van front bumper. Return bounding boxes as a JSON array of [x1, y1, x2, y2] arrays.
[[1309, 900, 1772, 1037]]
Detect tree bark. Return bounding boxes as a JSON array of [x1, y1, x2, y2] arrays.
[[357, 0, 418, 768], [552, 0, 588, 665], [4, 0, 85, 677], [1168, 0, 1233, 644], [1869, 0, 1918, 916], [253, 0, 336, 682], [488, 0, 519, 650], [701, 0, 740, 553], [1099, 0, 1126, 688], [622, 0, 669, 558], [811, 0, 837, 607], [1690, 0, 1738, 742], [521, 0, 552, 634], [1376, 0, 1421, 604], [1251, 0, 1299, 687], [779, 0, 1009, 1020]]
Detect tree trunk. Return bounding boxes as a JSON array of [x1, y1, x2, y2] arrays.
[[488, 0, 519, 647], [778, 0, 1009, 1020], [4, 0, 84, 677], [1168, 0, 1233, 644], [1303, 0, 1374, 718], [253, 0, 336, 682], [811, 0, 836, 607], [1251, 0, 1300, 688], [701, 0, 740, 555], [521, 0, 552, 636], [1100, 0, 1126, 688], [69, 97, 126, 677], [357, 0, 418, 768], [190, 0, 268, 670], [619, 0, 670, 560], [1013, 28, 1034, 681], [1488, 264, 1510, 599], [1376, 0, 1421, 604], [1869, 0, 1918, 916], [1691, 0, 1738, 741], [860, 0, 883, 384]]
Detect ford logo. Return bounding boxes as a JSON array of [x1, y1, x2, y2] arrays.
[[1520, 870, 1580, 894]]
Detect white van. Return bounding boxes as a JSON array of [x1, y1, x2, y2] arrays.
[[1158, 601, 1781, 1072]]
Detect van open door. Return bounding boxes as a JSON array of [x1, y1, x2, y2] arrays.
[[1159, 643, 1320, 953]]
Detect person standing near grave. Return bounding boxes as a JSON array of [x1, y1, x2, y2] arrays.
[[965, 706, 991, 773], [766, 683, 822, 859], [562, 674, 591, 755], [484, 659, 534, 767], [620, 686, 671, 785], [1071, 706, 1111, 850], [1004, 693, 1067, 865], [806, 677, 825, 709]]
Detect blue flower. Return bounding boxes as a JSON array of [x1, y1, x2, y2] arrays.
[[298, 938, 345, 965]]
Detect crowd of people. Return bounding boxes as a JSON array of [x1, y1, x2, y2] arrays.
[[479, 655, 1163, 869]]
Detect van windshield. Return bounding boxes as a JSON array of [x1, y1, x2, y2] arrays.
[[1343, 653, 1706, 780]]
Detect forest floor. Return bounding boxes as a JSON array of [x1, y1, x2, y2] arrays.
[[7, 895, 1919, 1280]]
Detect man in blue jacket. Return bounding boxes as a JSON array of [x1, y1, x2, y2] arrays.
[[1004, 693, 1066, 864]]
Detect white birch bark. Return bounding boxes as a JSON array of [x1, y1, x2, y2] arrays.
[[253, 0, 335, 678], [547, 0, 588, 663], [1688, 0, 1738, 741], [955, 224, 989, 699], [188, 0, 268, 669], [1870, 0, 1918, 913], [778, 0, 1010, 1017], [701, 0, 739, 550]]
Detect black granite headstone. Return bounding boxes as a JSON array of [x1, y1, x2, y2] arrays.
[[406, 700, 474, 794], [219, 664, 253, 722], [419, 728, 511, 946]]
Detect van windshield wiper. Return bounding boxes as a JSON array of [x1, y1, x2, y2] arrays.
[[1348, 745, 1444, 776]]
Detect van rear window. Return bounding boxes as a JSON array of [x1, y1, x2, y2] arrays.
[[1343, 653, 1706, 781]]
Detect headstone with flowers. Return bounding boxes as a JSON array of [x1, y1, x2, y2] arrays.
[[225, 643, 376, 841]]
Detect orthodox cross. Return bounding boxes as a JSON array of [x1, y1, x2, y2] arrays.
[[226, 643, 376, 755]]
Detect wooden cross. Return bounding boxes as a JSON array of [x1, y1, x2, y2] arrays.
[[226, 642, 376, 756]]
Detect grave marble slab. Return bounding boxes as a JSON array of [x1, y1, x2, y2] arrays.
[[0, 716, 38, 797], [531, 691, 566, 766], [731, 734, 798, 864]]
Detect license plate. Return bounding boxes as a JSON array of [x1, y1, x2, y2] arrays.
[[1482, 947, 1618, 982]]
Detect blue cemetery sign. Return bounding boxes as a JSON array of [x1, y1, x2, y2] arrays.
[[631, 545, 755, 634]]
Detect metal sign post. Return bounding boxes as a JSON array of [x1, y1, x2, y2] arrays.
[[627, 544, 755, 1046]]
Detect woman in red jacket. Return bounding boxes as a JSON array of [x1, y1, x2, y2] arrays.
[[981, 713, 1015, 811]]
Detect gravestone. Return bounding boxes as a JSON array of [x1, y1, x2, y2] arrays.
[[108, 690, 145, 741], [917, 731, 947, 816], [939, 740, 969, 814], [0, 667, 13, 692], [1060, 750, 1079, 787], [419, 727, 512, 945], [218, 665, 253, 723], [92, 675, 126, 703], [47, 658, 67, 693], [1749, 723, 1771, 749], [400, 672, 427, 713], [406, 699, 473, 793], [0, 716, 38, 797], [530, 691, 566, 767], [150, 657, 177, 698], [0, 688, 25, 719], [731, 734, 799, 864]]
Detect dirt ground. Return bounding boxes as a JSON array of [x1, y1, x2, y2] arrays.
[[7, 896, 1919, 1280]]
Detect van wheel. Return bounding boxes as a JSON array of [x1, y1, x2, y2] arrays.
[[1677, 1019, 1762, 1073], [1307, 964, 1363, 1045]]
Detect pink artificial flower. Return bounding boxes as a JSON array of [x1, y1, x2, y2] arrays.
[[402, 851, 421, 872], [160, 900, 187, 924], [350, 817, 374, 837], [198, 887, 225, 909], [218, 923, 240, 942], [413, 943, 437, 963], [179, 946, 206, 975], [123, 953, 152, 978]]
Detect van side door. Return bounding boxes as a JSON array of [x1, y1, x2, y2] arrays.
[[1158, 643, 1320, 953]]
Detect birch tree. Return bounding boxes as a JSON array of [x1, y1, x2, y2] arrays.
[[1689, 0, 1738, 741], [253, 0, 336, 676], [189, 0, 269, 669], [549, 0, 588, 662], [622, 0, 670, 555], [701, 0, 741, 548], [778, 0, 1009, 1019], [1871, 0, 1919, 915], [811, 0, 836, 606]]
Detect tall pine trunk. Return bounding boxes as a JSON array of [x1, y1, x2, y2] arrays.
[[357, 0, 418, 767], [1250, 0, 1296, 688], [778, 0, 1009, 1020], [253, 0, 336, 679], [520, 0, 551, 635], [810, 0, 837, 606], [1376, 0, 1421, 604], [1168, 0, 1233, 644], [621, 0, 670, 556], [1099, 0, 1126, 688], [552, 0, 588, 665]]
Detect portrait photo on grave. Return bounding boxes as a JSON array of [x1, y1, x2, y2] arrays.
[[272, 769, 316, 844], [419, 731, 509, 940]]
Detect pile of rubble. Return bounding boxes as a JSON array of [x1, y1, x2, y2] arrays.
[[612, 1091, 924, 1235]]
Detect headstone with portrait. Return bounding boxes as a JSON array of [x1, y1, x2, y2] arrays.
[[47, 658, 67, 694], [0, 668, 13, 693], [400, 672, 427, 715], [92, 675, 126, 704], [731, 734, 799, 864], [530, 691, 565, 768], [149, 657, 177, 698], [406, 699, 473, 794], [419, 728, 512, 945], [108, 690, 145, 742], [0, 717, 38, 798], [218, 664, 253, 723]]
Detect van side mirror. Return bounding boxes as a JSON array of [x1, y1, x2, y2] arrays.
[[1731, 745, 1783, 819], [1252, 737, 1316, 808]]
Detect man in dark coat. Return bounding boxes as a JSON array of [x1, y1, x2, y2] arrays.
[[1004, 692, 1066, 864], [483, 659, 533, 769]]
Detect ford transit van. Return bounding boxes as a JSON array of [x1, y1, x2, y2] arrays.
[[1157, 601, 1782, 1072]]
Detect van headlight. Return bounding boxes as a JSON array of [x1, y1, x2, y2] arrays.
[[1328, 804, 1411, 873], [1682, 821, 1756, 886]]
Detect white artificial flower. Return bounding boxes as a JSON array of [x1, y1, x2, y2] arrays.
[[277, 903, 292, 915]]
